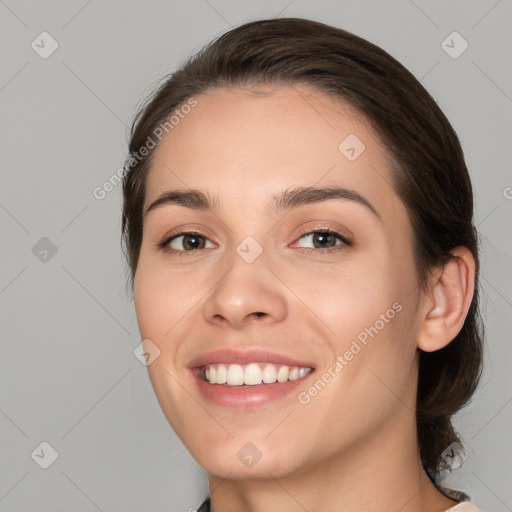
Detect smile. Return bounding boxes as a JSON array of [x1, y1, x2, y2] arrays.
[[202, 362, 313, 386], [189, 348, 316, 409]]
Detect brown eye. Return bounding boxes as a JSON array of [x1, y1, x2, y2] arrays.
[[159, 232, 216, 254], [294, 229, 351, 251]]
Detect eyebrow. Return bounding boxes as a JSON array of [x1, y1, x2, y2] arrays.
[[143, 186, 381, 220]]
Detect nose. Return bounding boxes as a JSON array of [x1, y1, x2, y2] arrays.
[[202, 257, 288, 330]]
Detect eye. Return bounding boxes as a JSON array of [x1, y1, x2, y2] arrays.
[[292, 228, 352, 253], [157, 227, 352, 257], [158, 232, 216, 255]]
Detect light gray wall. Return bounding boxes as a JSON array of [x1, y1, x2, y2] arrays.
[[1, 1, 510, 511]]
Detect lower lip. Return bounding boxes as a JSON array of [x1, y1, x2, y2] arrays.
[[192, 369, 314, 410]]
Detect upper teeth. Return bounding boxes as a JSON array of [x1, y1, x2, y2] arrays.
[[204, 363, 312, 386]]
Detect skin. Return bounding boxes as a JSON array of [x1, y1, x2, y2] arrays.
[[133, 84, 475, 512]]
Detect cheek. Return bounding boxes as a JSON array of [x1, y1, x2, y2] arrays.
[[133, 254, 209, 372], [133, 275, 166, 340], [133, 257, 181, 342], [133, 260, 200, 438], [301, 262, 399, 336], [306, 250, 418, 375]]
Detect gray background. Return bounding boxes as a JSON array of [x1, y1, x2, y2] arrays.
[[0, 1, 511, 511]]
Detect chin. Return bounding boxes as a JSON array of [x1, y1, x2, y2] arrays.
[[187, 436, 300, 480], [201, 457, 293, 481]]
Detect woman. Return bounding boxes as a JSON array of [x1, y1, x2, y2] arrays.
[[122, 18, 484, 512]]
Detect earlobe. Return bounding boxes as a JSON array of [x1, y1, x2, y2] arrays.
[[417, 246, 475, 353]]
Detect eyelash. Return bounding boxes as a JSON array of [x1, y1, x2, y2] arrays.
[[157, 226, 353, 257]]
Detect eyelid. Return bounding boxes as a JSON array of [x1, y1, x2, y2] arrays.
[[293, 220, 354, 242], [159, 224, 217, 243]]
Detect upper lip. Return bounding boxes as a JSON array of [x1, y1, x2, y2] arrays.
[[188, 348, 315, 369]]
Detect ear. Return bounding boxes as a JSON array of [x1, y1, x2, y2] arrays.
[[417, 246, 476, 352]]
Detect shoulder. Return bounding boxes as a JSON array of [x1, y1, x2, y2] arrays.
[[445, 502, 482, 511]]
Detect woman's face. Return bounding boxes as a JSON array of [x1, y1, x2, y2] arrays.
[[134, 85, 423, 479]]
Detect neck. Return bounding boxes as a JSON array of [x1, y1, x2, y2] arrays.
[[207, 406, 458, 512]]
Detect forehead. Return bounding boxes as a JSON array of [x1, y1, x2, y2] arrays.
[[144, 84, 404, 222]]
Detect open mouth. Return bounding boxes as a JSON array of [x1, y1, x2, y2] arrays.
[[189, 349, 317, 408], [198, 362, 314, 386]]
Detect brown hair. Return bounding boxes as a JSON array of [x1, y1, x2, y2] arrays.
[[121, 17, 483, 480]]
